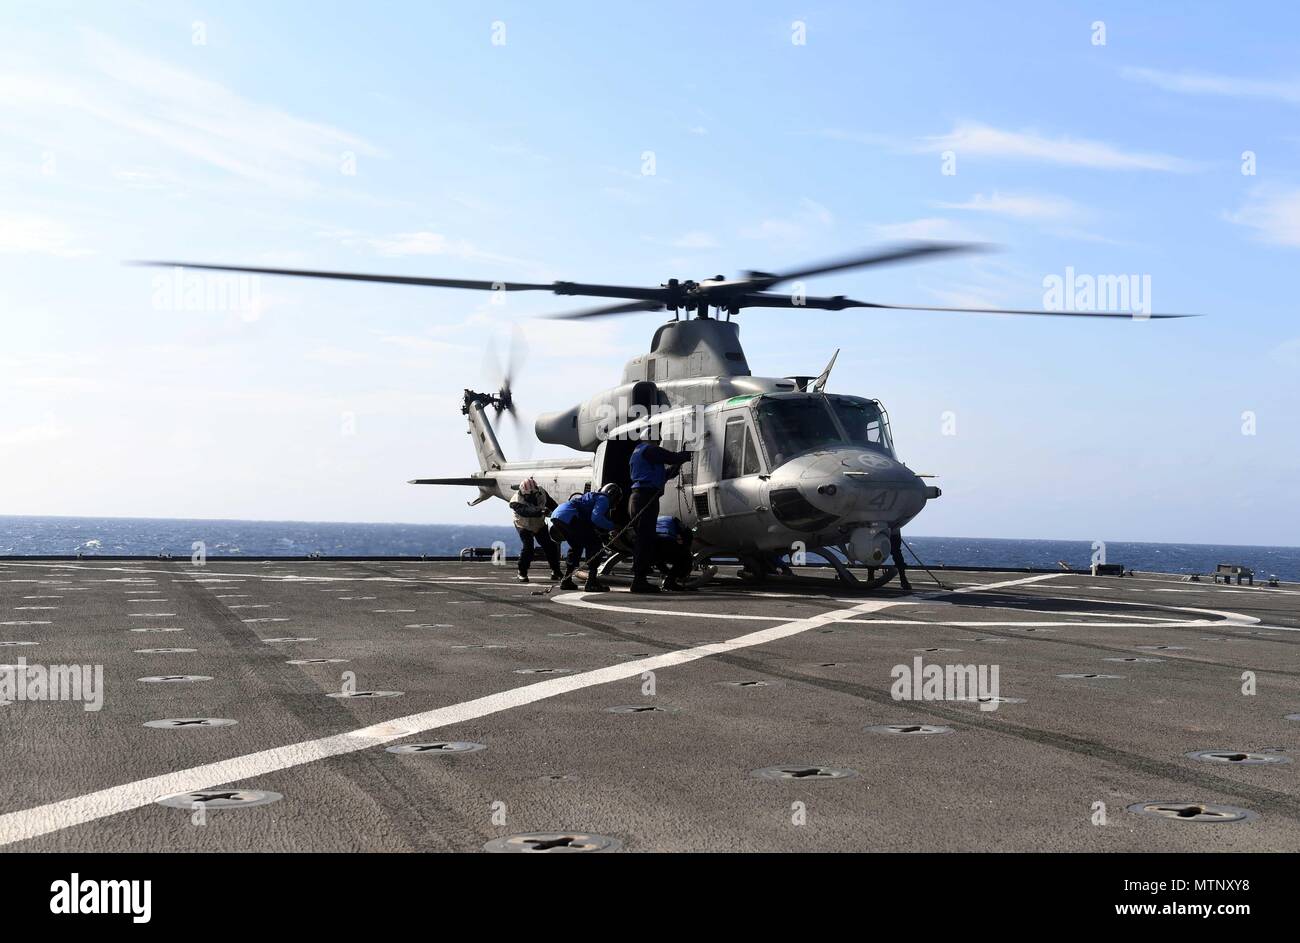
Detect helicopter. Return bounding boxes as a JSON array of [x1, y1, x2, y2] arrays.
[[138, 242, 1192, 588]]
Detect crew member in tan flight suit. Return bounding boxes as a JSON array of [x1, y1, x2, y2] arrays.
[[509, 477, 562, 583]]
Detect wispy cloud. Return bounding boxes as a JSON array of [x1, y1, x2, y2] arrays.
[[919, 122, 1196, 172], [935, 191, 1080, 221], [7, 376, 102, 394], [670, 231, 720, 249], [1271, 337, 1300, 368], [370, 231, 508, 262], [0, 417, 67, 448], [0, 29, 382, 195], [740, 198, 834, 242], [0, 213, 93, 257], [378, 334, 474, 356], [315, 226, 541, 272], [1121, 66, 1300, 105], [920, 258, 1036, 311], [809, 128, 897, 148], [1226, 186, 1300, 247], [487, 141, 550, 162], [869, 217, 982, 242], [303, 346, 374, 366]]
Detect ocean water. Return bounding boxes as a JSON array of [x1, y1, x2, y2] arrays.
[[0, 515, 512, 560], [903, 536, 1300, 582], [2, 515, 1297, 581]]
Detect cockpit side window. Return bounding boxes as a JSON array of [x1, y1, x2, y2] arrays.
[[741, 428, 761, 476], [721, 416, 747, 479]]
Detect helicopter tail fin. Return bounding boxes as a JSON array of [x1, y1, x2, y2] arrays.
[[463, 390, 508, 472]]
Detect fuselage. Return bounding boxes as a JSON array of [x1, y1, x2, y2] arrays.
[[456, 317, 937, 565], [483, 390, 938, 564]]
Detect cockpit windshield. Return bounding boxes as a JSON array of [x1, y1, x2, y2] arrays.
[[754, 394, 894, 466], [754, 396, 843, 466], [828, 395, 893, 454]]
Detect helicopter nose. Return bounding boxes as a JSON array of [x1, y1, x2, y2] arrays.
[[766, 449, 928, 533]]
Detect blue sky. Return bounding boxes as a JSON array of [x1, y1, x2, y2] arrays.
[[1, 1, 1298, 545]]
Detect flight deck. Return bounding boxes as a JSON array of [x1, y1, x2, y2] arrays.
[[1, 559, 1297, 852]]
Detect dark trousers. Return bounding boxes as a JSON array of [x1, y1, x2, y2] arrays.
[[549, 520, 603, 574], [628, 488, 661, 581], [655, 531, 693, 581], [516, 526, 560, 576], [889, 530, 910, 585]]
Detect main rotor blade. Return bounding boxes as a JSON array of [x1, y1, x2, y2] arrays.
[[734, 293, 876, 310], [133, 261, 555, 292], [131, 262, 669, 301], [739, 242, 988, 291], [544, 300, 667, 320], [855, 300, 1199, 319], [734, 292, 1198, 318]]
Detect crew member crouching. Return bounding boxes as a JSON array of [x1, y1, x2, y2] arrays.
[[654, 515, 697, 592], [549, 483, 621, 592]]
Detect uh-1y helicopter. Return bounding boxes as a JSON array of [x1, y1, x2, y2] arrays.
[[139, 242, 1191, 588]]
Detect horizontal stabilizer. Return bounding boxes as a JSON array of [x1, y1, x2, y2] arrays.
[[408, 477, 498, 487]]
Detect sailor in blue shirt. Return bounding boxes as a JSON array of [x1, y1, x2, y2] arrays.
[[548, 483, 621, 592], [653, 515, 697, 591], [627, 438, 692, 593]]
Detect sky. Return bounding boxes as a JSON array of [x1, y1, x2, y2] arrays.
[[1, 1, 1298, 545]]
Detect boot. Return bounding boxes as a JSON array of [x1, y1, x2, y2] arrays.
[[629, 578, 659, 594], [548, 569, 563, 582], [584, 575, 610, 593], [560, 575, 579, 591], [517, 570, 529, 583], [898, 573, 913, 593]]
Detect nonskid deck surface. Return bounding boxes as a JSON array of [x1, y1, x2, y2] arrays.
[[0, 559, 1297, 852]]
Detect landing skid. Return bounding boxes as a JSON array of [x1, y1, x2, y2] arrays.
[[695, 548, 900, 592], [808, 547, 899, 590], [596, 552, 626, 579], [594, 549, 897, 592], [598, 551, 715, 591]]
